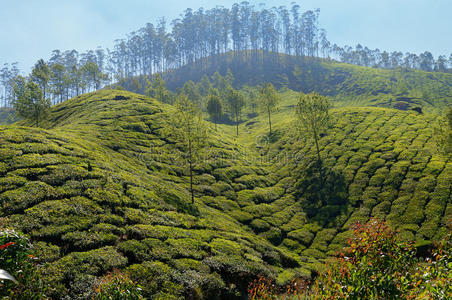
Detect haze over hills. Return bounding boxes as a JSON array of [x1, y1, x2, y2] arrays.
[[130, 53, 452, 112]]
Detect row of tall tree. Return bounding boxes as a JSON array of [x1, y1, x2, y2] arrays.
[[334, 45, 452, 72], [1, 50, 109, 107], [107, 3, 452, 79], [2, 2, 452, 108]]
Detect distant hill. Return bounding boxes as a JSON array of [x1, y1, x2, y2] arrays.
[[1, 88, 450, 298], [153, 52, 451, 112]]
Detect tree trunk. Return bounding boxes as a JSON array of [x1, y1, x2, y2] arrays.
[[188, 138, 194, 204], [313, 128, 323, 184], [314, 134, 321, 164], [267, 107, 272, 135], [236, 112, 239, 136], [35, 107, 39, 127]]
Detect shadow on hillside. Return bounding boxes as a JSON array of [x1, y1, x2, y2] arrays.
[[295, 161, 348, 226]]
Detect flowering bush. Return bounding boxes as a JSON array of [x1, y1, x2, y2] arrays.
[[308, 219, 451, 299], [248, 275, 309, 300], [407, 224, 451, 299], [313, 219, 416, 299], [249, 219, 451, 299], [0, 228, 45, 299]]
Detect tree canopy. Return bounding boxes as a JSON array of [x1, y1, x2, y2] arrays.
[[206, 94, 223, 131], [172, 94, 207, 204], [259, 83, 280, 135], [12, 76, 50, 127], [295, 92, 331, 164], [226, 88, 245, 136]]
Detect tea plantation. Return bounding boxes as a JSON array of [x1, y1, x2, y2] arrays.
[[0, 86, 450, 298]]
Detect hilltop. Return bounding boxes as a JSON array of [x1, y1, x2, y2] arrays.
[[1, 87, 450, 298]]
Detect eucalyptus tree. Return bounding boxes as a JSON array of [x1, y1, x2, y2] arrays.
[[173, 94, 207, 204], [419, 51, 434, 71], [197, 75, 212, 97], [278, 6, 291, 55], [31, 59, 50, 100], [12, 76, 50, 127], [231, 3, 242, 54], [0, 63, 20, 107], [295, 92, 331, 166], [259, 83, 279, 135], [145, 73, 170, 103], [435, 55, 448, 72], [291, 3, 301, 57], [50, 63, 66, 103], [226, 87, 245, 136], [207, 94, 223, 131], [181, 80, 201, 106]]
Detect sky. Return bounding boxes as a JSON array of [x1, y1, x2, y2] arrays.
[[1, 0, 451, 73]]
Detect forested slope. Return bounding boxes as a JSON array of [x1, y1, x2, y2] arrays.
[[156, 53, 452, 112], [1, 89, 450, 298]]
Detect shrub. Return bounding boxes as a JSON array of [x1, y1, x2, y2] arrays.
[[308, 219, 452, 299], [93, 269, 144, 300], [0, 229, 45, 299]]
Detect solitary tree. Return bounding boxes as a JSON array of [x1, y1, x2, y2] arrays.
[[226, 88, 245, 136], [12, 76, 51, 127], [259, 83, 280, 135], [206, 94, 223, 130], [173, 94, 207, 204], [295, 92, 331, 165]]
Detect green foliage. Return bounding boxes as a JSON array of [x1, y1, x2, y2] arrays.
[[226, 87, 245, 136], [434, 107, 452, 155], [173, 94, 207, 204], [310, 219, 431, 299], [31, 59, 50, 99], [0, 229, 45, 299], [181, 80, 201, 106], [145, 73, 172, 104], [93, 269, 144, 300], [206, 94, 223, 130], [259, 83, 280, 135], [12, 76, 50, 127], [295, 92, 331, 163]]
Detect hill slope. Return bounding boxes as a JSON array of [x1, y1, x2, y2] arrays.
[[158, 53, 452, 112], [1, 89, 451, 298]]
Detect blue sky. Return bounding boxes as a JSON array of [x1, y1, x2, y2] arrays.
[[1, 0, 451, 73]]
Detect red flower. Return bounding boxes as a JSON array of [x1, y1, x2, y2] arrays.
[[0, 242, 15, 250]]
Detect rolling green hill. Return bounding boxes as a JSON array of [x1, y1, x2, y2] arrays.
[[158, 53, 452, 112], [1, 87, 451, 298]]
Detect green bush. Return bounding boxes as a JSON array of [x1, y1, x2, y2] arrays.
[[93, 269, 144, 300], [311, 219, 417, 299]]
